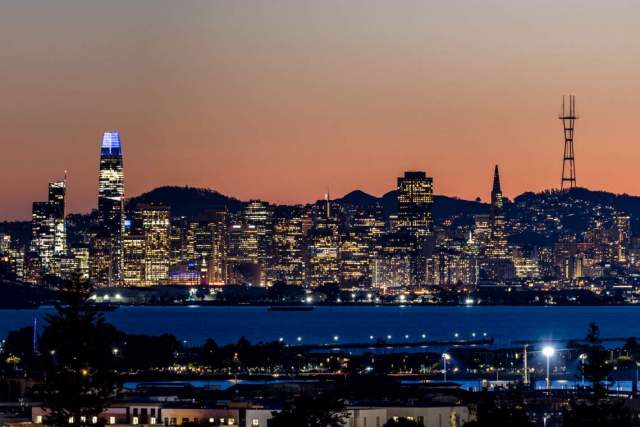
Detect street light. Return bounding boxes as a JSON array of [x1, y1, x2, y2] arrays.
[[542, 346, 555, 389], [442, 353, 451, 382], [579, 353, 587, 386]]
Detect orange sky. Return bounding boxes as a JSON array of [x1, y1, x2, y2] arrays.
[[2, 0, 640, 220]]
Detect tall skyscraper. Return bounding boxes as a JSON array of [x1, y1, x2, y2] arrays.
[[48, 179, 67, 255], [97, 131, 124, 284], [31, 177, 67, 275], [486, 165, 508, 259], [396, 171, 433, 239]]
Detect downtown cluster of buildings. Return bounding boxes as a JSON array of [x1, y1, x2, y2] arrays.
[[0, 131, 637, 294]]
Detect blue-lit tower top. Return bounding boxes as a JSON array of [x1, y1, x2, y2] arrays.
[[101, 131, 122, 156]]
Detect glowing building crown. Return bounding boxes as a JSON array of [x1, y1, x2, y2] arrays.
[[101, 131, 121, 156]]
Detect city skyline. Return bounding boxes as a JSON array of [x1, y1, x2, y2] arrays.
[[3, 1, 640, 220]]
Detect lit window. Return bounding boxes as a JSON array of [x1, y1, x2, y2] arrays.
[[35, 415, 43, 424], [209, 419, 215, 424], [133, 416, 139, 425], [252, 419, 259, 426], [150, 417, 156, 424], [228, 418, 235, 425], [109, 417, 116, 425], [68, 417, 74, 424], [92, 416, 98, 424], [80, 416, 86, 423]]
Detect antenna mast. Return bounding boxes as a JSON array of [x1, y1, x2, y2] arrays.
[[560, 95, 578, 190]]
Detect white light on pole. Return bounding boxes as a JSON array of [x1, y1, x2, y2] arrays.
[[579, 353, 587, 386], [442, 353, 451, 382], [542, 346, 555, 389]]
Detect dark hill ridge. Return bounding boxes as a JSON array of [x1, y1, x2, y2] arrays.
[[515, 187, 640, 218], [124, 186, 490, 221], [335, 189, 490, 221], [126, 186, 244, 217]]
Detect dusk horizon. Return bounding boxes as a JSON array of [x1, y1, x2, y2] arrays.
[[3, 1, 640, 220]]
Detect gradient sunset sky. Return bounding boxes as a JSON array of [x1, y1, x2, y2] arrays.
[[2, 0, 640, 220]]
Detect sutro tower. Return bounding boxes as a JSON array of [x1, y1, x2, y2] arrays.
[[559, 95, 578, 190]]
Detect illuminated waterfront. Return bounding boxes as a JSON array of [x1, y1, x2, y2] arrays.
[[2, 305, 639, 346]]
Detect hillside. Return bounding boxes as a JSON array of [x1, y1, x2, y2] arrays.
[[126, 186, 244, 218], [336, 189, 489, 221]]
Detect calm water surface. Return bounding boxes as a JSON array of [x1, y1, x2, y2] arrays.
[[0, 305, 639, 346]]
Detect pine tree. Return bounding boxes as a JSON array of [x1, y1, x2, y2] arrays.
[[38, 277, 118, 426]]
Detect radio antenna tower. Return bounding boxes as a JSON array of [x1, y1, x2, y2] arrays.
[[559, 95, 578, 190]]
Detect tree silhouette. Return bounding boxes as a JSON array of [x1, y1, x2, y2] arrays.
[[268, 396, 348, 427], [37, 277, 118, 426], [581, 322, 613, 400]]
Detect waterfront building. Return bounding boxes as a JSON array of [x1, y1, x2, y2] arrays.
[[97, 131, 125, 284]]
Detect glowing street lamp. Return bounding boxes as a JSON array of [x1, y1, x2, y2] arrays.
[[542, 346, 555, 389], [442, 353, 451, 382], [579, 353, 587, 386]]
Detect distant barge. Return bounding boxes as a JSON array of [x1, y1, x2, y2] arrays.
[[267, 306, 314, 312]]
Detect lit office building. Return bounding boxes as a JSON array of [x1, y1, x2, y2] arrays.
[[31, 178, 67, 275], [371, 256, 413, 292], [31, 201, 56, 273], [70, 245, 90, 280], [372, 233, 417, 290], [97, 131, 125, 283], [485, 166, 508, 259], [306, 227, 340, 287], [613, 212, 631, 262], [270, 207, 306, 285], [89, 229, 113, 286], [428, 247, 477, 290], [305, 198, 341, 287], [206, 210, 229, 285], [396, 171, 433, 239], [227, 218, 260, 284], [48, 179, 67, 255], [243, 200, 274, 285], [122, 234, 145, 286], [339, 229, 371, 287], [189, 209, 228, 285], [138, 204, 170, 284], [0, 234, 11, 253]]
